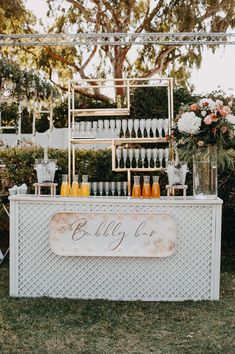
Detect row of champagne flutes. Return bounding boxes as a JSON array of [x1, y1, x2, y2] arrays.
[[91, 181, 128, 196], [74, 118, 169, 138], [115, 147, 169, 169]]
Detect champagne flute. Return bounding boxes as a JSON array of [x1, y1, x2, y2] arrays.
[[134, 148, 140, 168], [111, 181, 116, 196], [134, 119, 139, 138], [104, 120, 110, 134], [139, 119, 145, 138], [140, 148, 146, 168], [158, 148, 163, 168], [98, 119, 104, 133], [116, 119, 121, 137], [86, 121, 92, 137], [117, 181, 122, 196], [122, 119, 128, 138], [123, 181, 128, 196], [164, 148, 169, 167], [152, 148, 158, 168], [98, 181, 103, 196], [146, 149, 152, 168], [91, 181, 97, 196], [105, 181, 110, 196], [110, 120, 115, 137], [145, 119, 151, 138], [128, 119, 134, 138], [116, 147, 121, 168], [80, 121, 85, 136], [92, 121, 98, 137], [157, 119, 164, 138], [128, 148, 134, 168], [151, 119, 157, 138], [123, 148, 128, 168], [163, 119, 169, 137]]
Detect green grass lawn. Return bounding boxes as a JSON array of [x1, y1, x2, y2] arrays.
[[0, 261, 234, 354]]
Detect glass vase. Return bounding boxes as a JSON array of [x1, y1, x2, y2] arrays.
[[193, 145, 217, 199]]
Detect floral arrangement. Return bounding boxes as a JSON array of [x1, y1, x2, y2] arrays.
[[174, 98, 235, 164]]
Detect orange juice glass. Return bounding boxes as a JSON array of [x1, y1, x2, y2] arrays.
[[132, 176, 141, 198], [60, 174, 70, 197], [142, 175, 151, 198], [71, 175, 79, 197], [80, 175, 90, 197], [151, 175, 160, 198]]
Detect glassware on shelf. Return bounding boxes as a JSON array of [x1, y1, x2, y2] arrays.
[[134, 119, 139, 138], [158, 148, 164, 168], [123, 148, 128, 168], [86, 121, 92, 136], [123, 181, 128, 196], [71, 175, 79, 197], [98, 181, 103, 196], [128, 119, 134, 137], [146, 149, 152, 168], [92, 121, 98, 136], [116, 119, 122, 137], [98, 119, 104, 133], [157, 119, 164, 137], [139, 119, 145, 137], [80, 121, 85, 136], [140, 148, 146, 168], [134, 148, 140, 168], [128, 148, 134, 168], [132, 176, 141, 198], [151, 175, 160, 198], [142, 175, 151, 198], [105, 181, 110, 196], [164, 148, 169, 167], [111, 181, 116, 196], [80, 175, 90, 197], [116, 147, 122, 169], [104, 120, 110, 134], [91, 181, 97, 196], [163, 119, 169, 137], [151, 119, 157, 138], [152, 148, 158, 168], [145, 119, 151, 138], [117, 181, 122, 196], [122, 119, 128, 138], [60, 174, 70, 197], [110, 120, 116, 136]]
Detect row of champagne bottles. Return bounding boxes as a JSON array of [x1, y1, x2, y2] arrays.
[[60, 174, 160, 198]]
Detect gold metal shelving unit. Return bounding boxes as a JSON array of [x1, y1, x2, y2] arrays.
[[68, 78, 174, 195]]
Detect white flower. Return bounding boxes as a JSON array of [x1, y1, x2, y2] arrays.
[[177, 112, 201, 134], [201, 110, 207, 117], [198, 98, 216, 110], [227, 114, 235, 125], [227, 114, 235, 137]]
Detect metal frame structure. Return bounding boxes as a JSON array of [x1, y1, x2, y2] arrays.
[[0, 32, 234, 46], [68, 77, 174, 194]]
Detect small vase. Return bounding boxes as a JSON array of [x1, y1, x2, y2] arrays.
[[193, 145, 217, 199]]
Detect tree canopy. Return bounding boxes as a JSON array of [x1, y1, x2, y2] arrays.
[[1, 0, 235, 103]]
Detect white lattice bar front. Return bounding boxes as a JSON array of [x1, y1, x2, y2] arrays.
[[9, 196, 222, 301]]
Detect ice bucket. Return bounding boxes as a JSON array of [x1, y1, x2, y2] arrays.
[[34, 159, 57, 183], [166, 161, 188, 185]]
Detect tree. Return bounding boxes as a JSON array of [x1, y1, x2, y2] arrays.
[[1, 0, 235, 103]]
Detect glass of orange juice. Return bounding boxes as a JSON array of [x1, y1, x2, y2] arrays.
[[60, 174, 70, 197], [151, 175, 160, 198], [142, 175, 151, 198], [71, 175, 79, 197], [80, 175, 90, 197], [132, 176, 141, 198]]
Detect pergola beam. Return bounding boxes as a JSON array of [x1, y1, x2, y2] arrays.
[[0, 32, 234, 47]]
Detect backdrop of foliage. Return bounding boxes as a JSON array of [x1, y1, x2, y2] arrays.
[[0, 146, 234, 251]]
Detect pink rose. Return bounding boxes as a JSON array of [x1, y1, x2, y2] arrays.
[[218, 109, 228, 117], [204, 115, 212, 125], [190, 104, 197, 111], [224, 106, 231, 114]]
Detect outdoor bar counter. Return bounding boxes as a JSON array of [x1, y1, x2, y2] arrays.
[[9, 195, 222, 301]]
